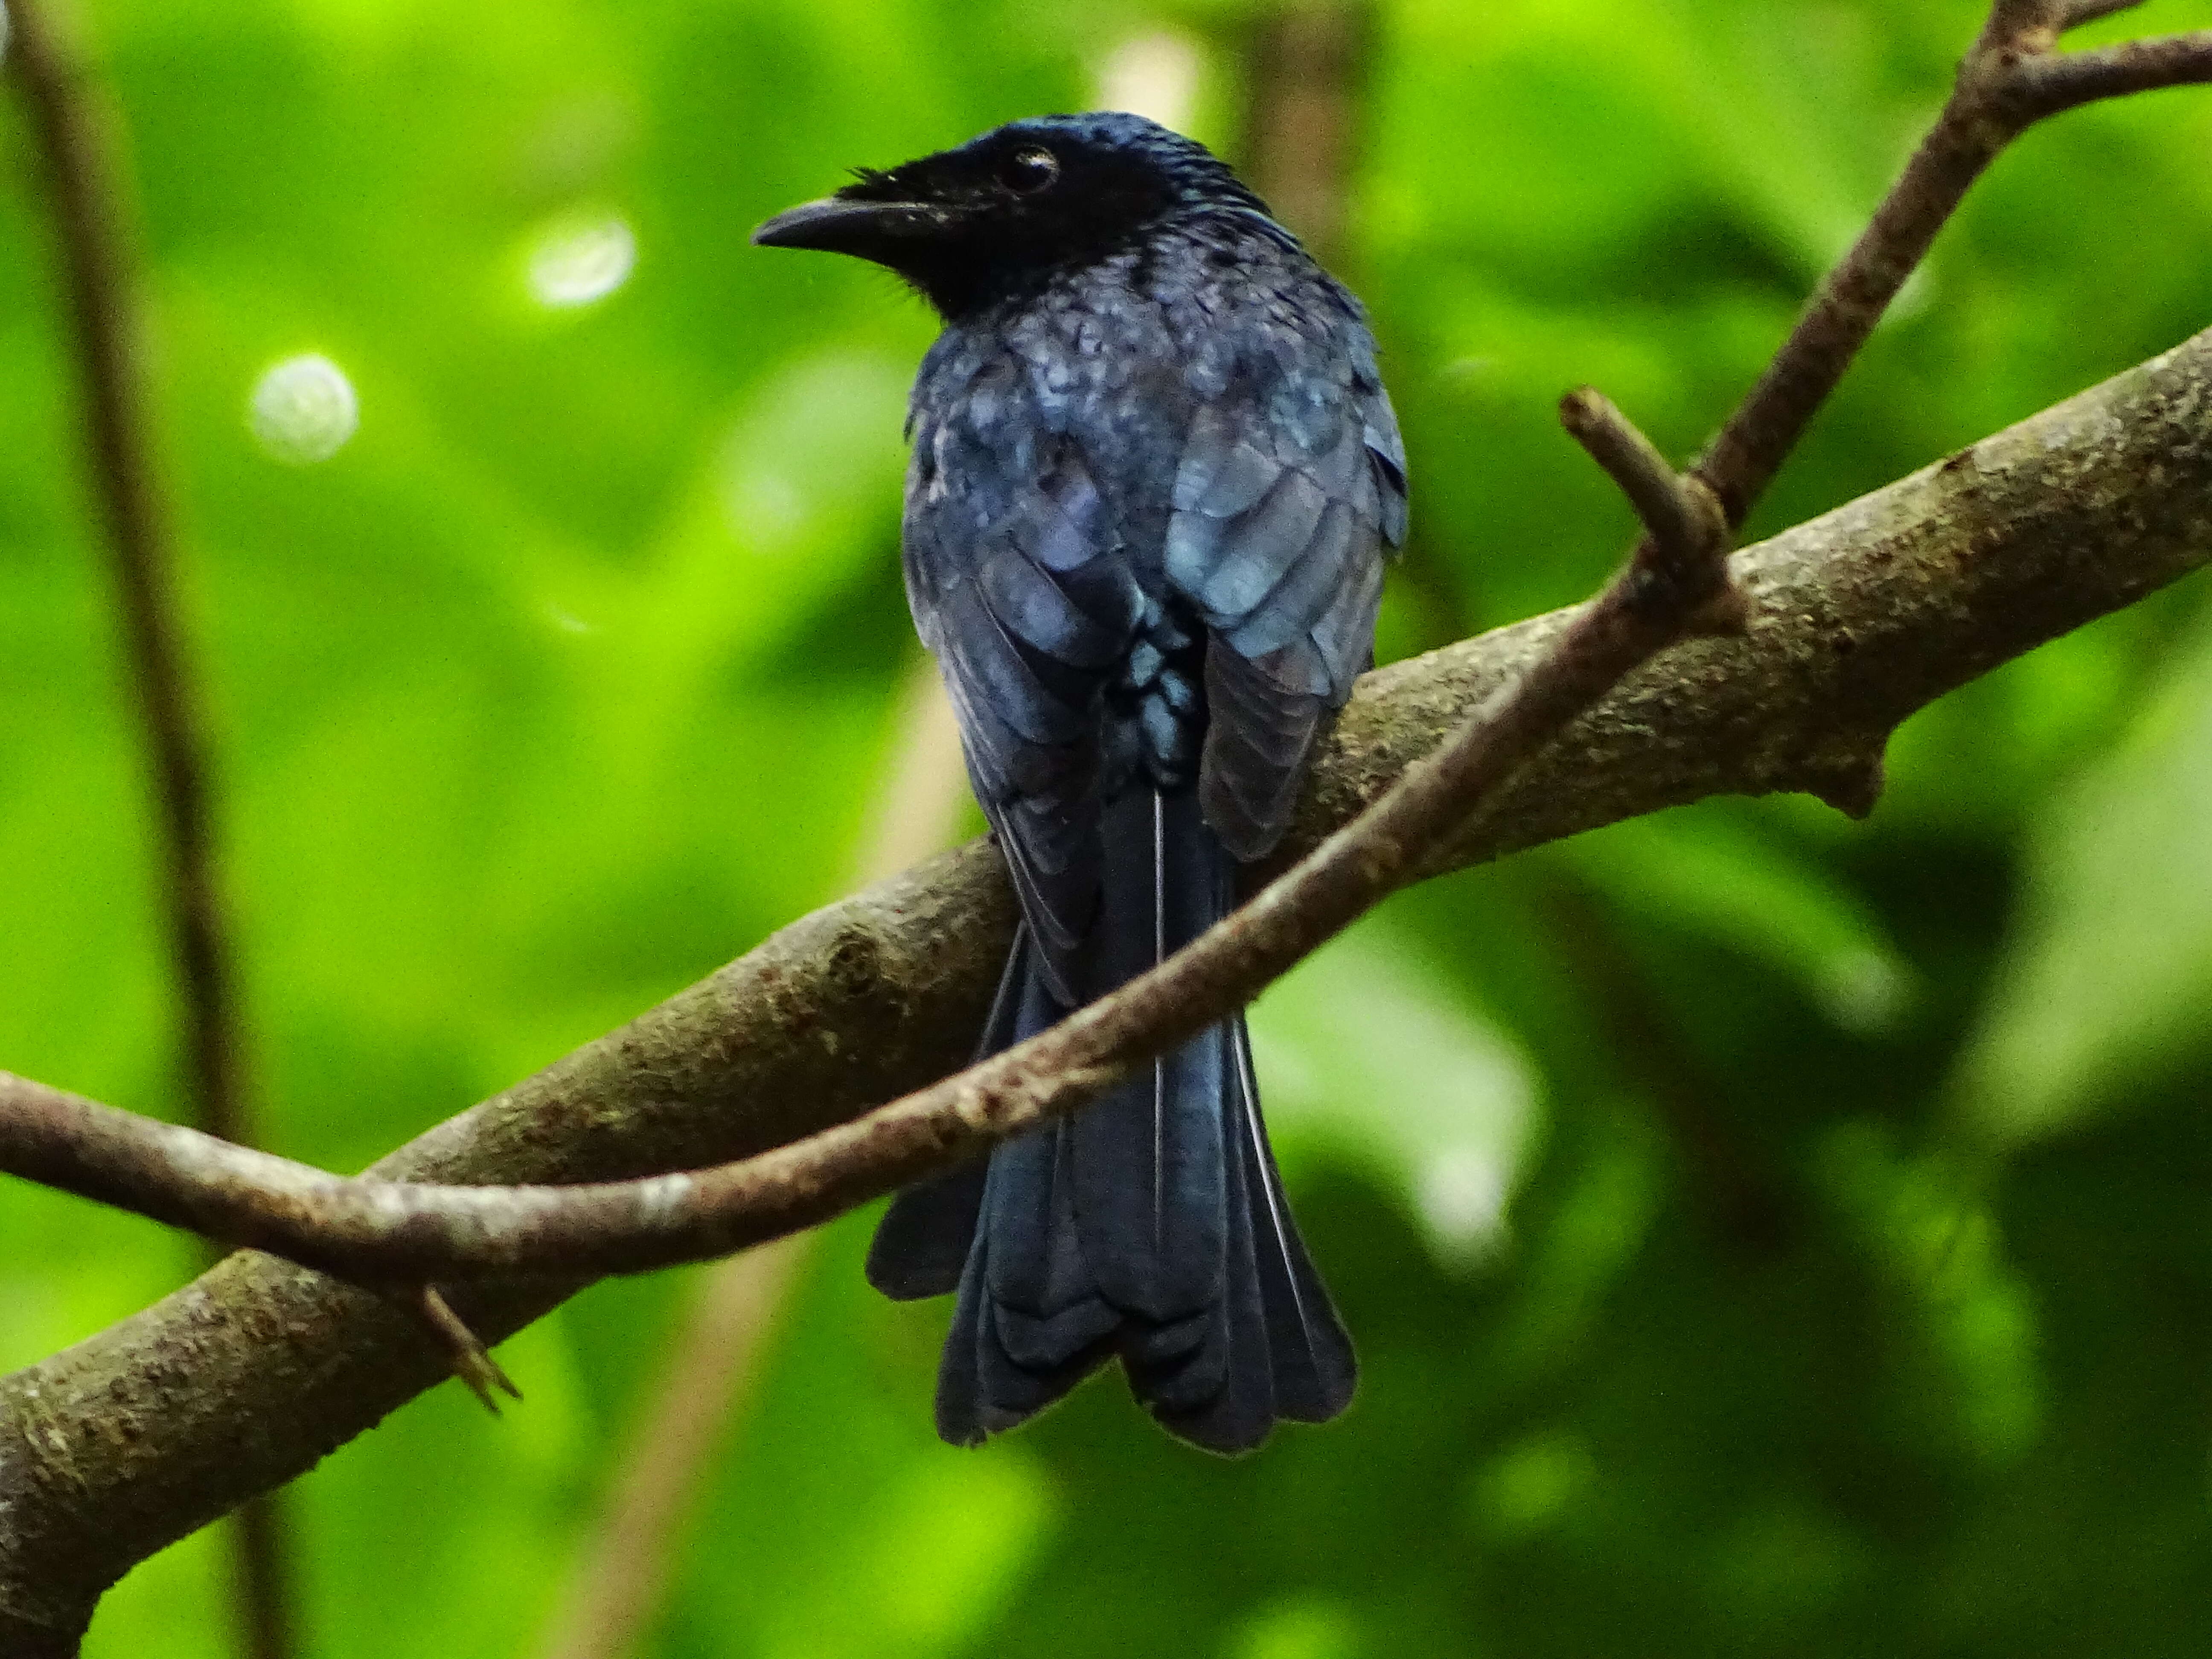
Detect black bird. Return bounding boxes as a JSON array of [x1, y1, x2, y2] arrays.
[[754, 112, 1406, 1453]]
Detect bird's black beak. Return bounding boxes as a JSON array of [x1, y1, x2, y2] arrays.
[[750, 196, 966, 261]]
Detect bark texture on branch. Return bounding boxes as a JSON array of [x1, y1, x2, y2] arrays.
[[3, 324, 2210, 1641]]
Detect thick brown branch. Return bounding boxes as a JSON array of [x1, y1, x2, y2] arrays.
[[2, 322, 2210, 1643]]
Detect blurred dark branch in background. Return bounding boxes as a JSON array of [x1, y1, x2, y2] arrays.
[[1238, 1, 1371, 272], [3, 0, 2212, 1649], [1234, 0, 1479, 649], [535, 658, 969, 1659], [4, 2, 293, 1657], [5, 0, 254, 1153], [1537, 879, 1794, 1254]]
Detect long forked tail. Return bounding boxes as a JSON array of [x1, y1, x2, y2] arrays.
[[865, 787, 1356, 1453]]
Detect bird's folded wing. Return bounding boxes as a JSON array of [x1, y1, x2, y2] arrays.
[[1164, 332, 1408, 862], [904, 408, 1143, 1000]]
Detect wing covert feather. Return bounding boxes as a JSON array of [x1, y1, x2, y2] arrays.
[[905, 383, 1141, 995], [1167, 330, 1406, 861]]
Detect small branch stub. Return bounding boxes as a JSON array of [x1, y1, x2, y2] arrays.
[[1807, 750, 1889, 821], [410, 1286, 522, 1414], [1559, 387, 1746, 635]]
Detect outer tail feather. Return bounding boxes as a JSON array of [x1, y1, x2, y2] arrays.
[[865, 933, 1032, 1300], [1231, 1019, 1357, 1423], [864, 1157, 984, 1301], [1140, 1046, 1277, 1452], [871, 786, 1356, 1453]]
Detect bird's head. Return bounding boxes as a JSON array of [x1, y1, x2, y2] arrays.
[[752, 113, 1274, 320]]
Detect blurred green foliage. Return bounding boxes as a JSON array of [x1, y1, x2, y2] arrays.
[[6, 0, 2212, 1654]]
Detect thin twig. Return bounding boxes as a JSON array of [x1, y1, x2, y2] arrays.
[[1559, 392, 1728, 567], [1980, 0, 2068, 49], [2009, 32, 2212, 114], [1695, 1, 2212, 528], [1985, 0, 2148, 39], [1560, 390, 1746, 642], [2058, 0, 2148, 26], [8, 4, 286, 1658], [409, 1287, 521, 1413]]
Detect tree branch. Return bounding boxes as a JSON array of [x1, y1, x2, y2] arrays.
[[7, 0, 253, 1159], [1238, 0, 1374, 271], [4, 319, 2212, 1639], [2009, 32, 2212, 114], [2055, 0, 2149, 26], [1557, 389, 1734, 611], [1534, 877, 1792, 1252], [1696, 1, 2212, 527]]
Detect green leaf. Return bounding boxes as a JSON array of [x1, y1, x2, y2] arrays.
[[1566, 809, 1912, 1033], [1251, 916, 1539, 1261]]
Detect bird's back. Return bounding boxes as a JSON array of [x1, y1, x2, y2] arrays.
[[902, 214, 1406, 995]]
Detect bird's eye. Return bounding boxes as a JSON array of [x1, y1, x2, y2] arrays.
[[999, 147, 1060, 194]]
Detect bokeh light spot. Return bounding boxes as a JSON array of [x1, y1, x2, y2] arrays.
[[1418, 1146, 1509, 1251], [1093, 29, 1204, 131], [247, 353, 358, 465], [527, 212, 637, 309]]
